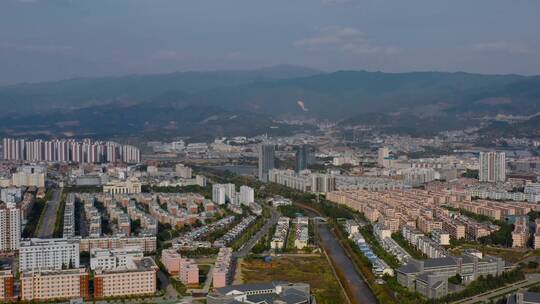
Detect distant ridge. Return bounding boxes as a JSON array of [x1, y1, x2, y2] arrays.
[[1, 67, 540, 138]]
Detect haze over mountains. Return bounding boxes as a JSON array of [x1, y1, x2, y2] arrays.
[[1, 65, 539, 139]]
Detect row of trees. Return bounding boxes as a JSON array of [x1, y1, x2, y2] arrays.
[[430, 268, 525, 303]]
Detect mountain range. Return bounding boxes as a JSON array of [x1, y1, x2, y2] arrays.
[[1, 65, 539, 139]]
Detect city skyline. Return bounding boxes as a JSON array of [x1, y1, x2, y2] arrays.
[[1, 1, 540, 303]]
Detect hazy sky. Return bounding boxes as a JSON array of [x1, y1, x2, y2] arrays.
[[1, 0, 540, 85]]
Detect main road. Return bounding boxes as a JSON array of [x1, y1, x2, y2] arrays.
[[451, 274, 540, 304], [234, 206, 280, 258], [36, 188, 61, 238]]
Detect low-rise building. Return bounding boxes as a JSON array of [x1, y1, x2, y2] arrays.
[[397, 252, 507, 299], [20, 268, 89, 301], [90, 246, 143, 270], [19, 238, 80, 272], [0, 269, 14, 302], [207, 281, 312, 304], [294, 217, 309, 249], [79, 235, 157, 253], [512, 217, 529, 249], [534, 219, 540, 250], [103, 179, 142, 195], [213, 247, 233, 288], [431, 229, 450, 246], [161, 249, 183, 275], [271, 217, 290, 250], [94, 257, 158, 298], [506, 291, 540, 304], [179, 258, 199, 285], [161, 249, 199, 285]]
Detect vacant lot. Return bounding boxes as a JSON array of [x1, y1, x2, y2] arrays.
[[241, 255, 346, 304]]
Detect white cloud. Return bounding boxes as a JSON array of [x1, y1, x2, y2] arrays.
[[471, 41, 535, 54], [294, 26, 397, 55]]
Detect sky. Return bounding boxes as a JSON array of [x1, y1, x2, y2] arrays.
[[1, 0, 540, 85]]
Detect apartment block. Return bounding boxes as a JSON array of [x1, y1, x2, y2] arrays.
[[94, 257, 158, 298], [161, 249, 183, 274], [161, 249, 199, 285], [0, 203, 21, 253], [431, 229, 450, 246], [19, 238, 80, 272], [293, 217, 309, 249], [179, 258, 199, 285], [20, 268, 89, 301], [512, 217, 529, 249], [271, 217, 290, 250], [213, 247, 233, 288], [90, 246, 143, 270], [534, 219, 540, 250], [0, 270, 14, 302], [79, 235, 157, 253]]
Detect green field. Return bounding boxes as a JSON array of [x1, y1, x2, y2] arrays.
[[241, 255, 346, 304]]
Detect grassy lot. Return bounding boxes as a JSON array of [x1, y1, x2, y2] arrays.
[[241, 255, 346, 304], [199, 264, 211, 284]]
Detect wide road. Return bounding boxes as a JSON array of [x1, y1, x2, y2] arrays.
[[234, 206, 279, 258], [452, 274, 540, 304], [317, 220, 378, 304], [36, 188, 61, 238]]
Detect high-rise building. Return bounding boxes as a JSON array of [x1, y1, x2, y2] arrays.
[[258, 144, 275, 182], [378, 147, 390, 168], [175, 164, 193, 178], [19, 238, 80, 272], [479, 151, 506, 183], [0, 204, 21, 253], [311, 174, 336, 193], [295, 145, 312, 173], [212, 183, 236, 205], [1, 138, 140, 164], [239, 186, 255, 205], [212, 184, 226, 205]]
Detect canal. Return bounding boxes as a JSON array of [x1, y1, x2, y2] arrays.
[[317, 221, 378, 304]]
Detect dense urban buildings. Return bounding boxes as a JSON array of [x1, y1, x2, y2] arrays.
[[2, 138, 140, 164]]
